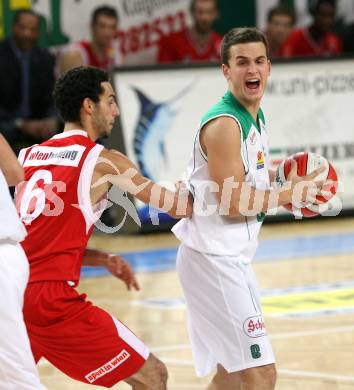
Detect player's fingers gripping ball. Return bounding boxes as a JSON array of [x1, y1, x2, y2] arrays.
[[276, 152, 338, 217]]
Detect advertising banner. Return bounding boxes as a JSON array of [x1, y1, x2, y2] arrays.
[[115, 58, 354, 225], [30, 0, 190, 64]]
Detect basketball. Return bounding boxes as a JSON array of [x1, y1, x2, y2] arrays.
[[276, 152, 338, 218]]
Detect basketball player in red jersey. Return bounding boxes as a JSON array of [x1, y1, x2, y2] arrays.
[[16, 66, 192, 389]]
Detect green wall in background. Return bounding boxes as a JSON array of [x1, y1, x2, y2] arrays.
[[0, 0, 68, 47], [214, 0, 257, 35]]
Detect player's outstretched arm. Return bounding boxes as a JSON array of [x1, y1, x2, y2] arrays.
[[0, 134, 24, 186], [83, 248, 140, 291], [201, 117, 324, 217], [92, 148, 193, 219]]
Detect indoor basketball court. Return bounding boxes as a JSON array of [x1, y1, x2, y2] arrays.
[[1, 2, 353, 389], [37, 216, 354, 389]]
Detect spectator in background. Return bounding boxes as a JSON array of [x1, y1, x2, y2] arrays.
[[265, 5, 296, 58], [157, 0, 222, 64], [279, 0, 342, 57], [57, 6, 122, 74], [0, 9, 57, 155]]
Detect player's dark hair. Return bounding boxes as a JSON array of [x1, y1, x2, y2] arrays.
[[267, 5, 296, 25], [221, 27, 269, 65], [190, 0, 218, 13], [310, 0, 336, 15], [12, 8, 40, 26], [53, 66, 109, 123], [91, 5, 118, 24]]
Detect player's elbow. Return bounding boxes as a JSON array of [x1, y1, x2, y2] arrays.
[[15, 167, 24, 183], [221, 205, 244, 218], [219, 197, 265, 218], [217, 192, 244, 218], [168, 192, 193, 218]]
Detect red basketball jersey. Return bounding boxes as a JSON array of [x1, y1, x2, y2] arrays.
[[75, 40, 122, 70], [157, 29, 222, 64], [279, 28, 342, 58], [16, 130, 106, 284]]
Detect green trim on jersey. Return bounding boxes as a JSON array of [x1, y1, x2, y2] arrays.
[[200, 91, 265, 139], [258, 107, 265, 126]]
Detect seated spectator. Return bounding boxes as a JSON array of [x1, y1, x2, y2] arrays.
[[265, 5, 296, 59], [279, 0, 342, 58], [57, 6, 122, 74], [0, 9, 57, 155], [157, 0, 221, 64]]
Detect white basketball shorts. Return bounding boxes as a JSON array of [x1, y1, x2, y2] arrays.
[[0, 240, 46, 390], [176, 244, 275, 377]]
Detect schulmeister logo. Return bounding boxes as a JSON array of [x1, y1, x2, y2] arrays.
[[23, 145, 85, 167], [243, 315, 267, 338]]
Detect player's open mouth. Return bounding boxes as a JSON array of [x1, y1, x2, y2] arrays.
[[245, 79, 260, 90]]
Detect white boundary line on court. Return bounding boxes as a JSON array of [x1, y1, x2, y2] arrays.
[[149, 324, 354, 354], [39, 324, 354, 365], [158, 358, 354, 384], [38, 323, 354, 385], [270, 324, 354, 339], [278, 369, 354, 383], [152, 344, 190, 353]]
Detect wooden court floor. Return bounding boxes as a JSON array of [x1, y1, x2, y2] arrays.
[[38, 217, 354, 389]]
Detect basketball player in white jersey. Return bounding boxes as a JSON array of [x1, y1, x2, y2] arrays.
[[173, 27, 325, 389], [0, 134, 46, 389]]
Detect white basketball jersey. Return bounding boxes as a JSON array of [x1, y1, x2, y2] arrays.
[[173, 91, 271, 263], [0, 170, 26, 242]]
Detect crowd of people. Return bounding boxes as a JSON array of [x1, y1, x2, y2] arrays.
[[0, 0, 350, 155]]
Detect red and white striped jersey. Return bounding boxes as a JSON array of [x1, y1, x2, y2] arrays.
[[16, 130, 106, 284]]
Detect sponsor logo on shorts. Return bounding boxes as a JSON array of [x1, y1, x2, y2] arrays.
[[243, 315, 266, 338], [250, 344, 262, 359], [85, 349, 131, 384]]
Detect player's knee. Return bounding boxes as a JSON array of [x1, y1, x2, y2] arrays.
[[242, 364, 277, 389], [211, 374, 229, 387], [126, 354, 168, 389], [144, 354, 168, 388], [263, 364, 277, 388], [153, 357, 168, 386]]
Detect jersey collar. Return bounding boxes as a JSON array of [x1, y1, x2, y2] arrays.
[[51, 130, 88, 139], [224, 91, 262, 134]]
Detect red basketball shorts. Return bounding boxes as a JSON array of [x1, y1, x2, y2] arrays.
[[23, 281, 149, 387]]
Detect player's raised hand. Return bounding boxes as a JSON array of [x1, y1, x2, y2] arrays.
[[105, 254, 140, 291]]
